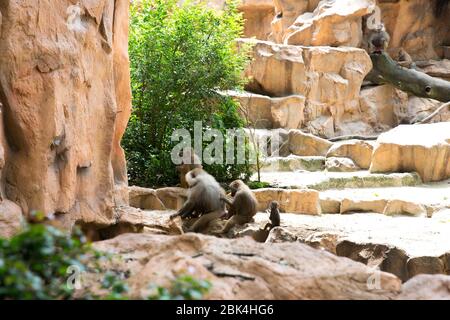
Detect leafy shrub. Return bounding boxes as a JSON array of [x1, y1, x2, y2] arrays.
[[148, 275, 212, 300], [123, 0, 253, 187], [0, 221, 90, 299]]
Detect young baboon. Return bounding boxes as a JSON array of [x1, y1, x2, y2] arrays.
[[263, 201, 281, 231], [176, 148, 202, 188], [251, 201, 281, 243], [397, 48, 416, 69], [220, 180, 258, 234], [170, 168, 226, 233]]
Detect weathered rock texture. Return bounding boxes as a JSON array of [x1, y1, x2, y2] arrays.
[[282, 0, 375, 47], [240, 38, 373, 137], [370, 123, 450, 182], [91, 233, 402, 299], [0, 1, 131, 233], [378, 0, 450, 60]]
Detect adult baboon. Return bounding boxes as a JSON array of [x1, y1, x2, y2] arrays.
[[170, 168, 226, 233]]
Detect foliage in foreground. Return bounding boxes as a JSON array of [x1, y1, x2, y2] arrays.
[[0, 219, 211, 300], [123, 0, 253, 187]]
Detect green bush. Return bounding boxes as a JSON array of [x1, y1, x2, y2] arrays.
[[123, 0, 253, 187], [0, 221, 90, 299]]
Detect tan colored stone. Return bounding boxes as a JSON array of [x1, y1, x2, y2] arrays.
[[92, 233, 402, 299], [369, 123, 450, 182], [288, 129, 333, 156], [379, 0, 450, 60], [383, 200, 427, 217], [327, 139, 374, 169], [359, 85, 409, 131], [128, 186, 166, 210], [155, 187, 187, 211], [398, 275, 450, 300], [253, 188, 321, 215], [228, 90, 305, 129], [283, 0, 375, 47], [240, 38, 306, 96], [239, 0, 275, 40], [326, 157, 360, 172], [270, 0, 320, 43], [241, 38, 372, 137], [340, 199, 387, 214], [320, 198, 341, 214], [0, 1, 131, 227]]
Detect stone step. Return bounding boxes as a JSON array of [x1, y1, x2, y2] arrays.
[[319, 182, 450, 215], [261, 155, 325, 172], [253, 170, 422, 190]]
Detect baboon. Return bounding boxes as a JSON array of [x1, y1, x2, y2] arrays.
[[397, 48, 416, 69], [170, 168, 226, 233], [176, 147, 202, 188], [367, 28, 390, 54], [252, 201, 281, 243], [263, 201, 281, 231], [220, 180, 258, 234]]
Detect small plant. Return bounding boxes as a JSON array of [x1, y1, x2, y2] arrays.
[[101, 271, 130, 300], [0, 219, 90, 299], [248, 181, 272, 189], [148, 275, 212, 300]]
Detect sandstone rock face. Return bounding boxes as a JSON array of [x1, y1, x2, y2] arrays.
[[379, 0, 450, 60], [92, 233, 402, 299], [228, 90, 305, 129], [326, 139, 374, 169], [240, 38, 373, 137], [359, 85, 408, 131], [239, 0, 275, 40], [283, 0, 375, 47], [370, 123, 450, 182], [0, 1, 131, 229], [270, 0, 321, 43], [0, 200, 24, 238], [288, 129, 333, 156], [253, 188, 321, 215]]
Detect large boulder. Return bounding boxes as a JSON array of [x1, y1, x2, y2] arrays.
[[128, 186, 166, 210], [240, 38, 373, 137], [0, 200, 24, 238], [283, 0, 375, 47], [227, 90, 305, 129], [0, 1, 131, 227], [92, 233, 402, 299], [370, 123, 450, 182], [239, 0, 275, 40], [288, 129, 333, 156]]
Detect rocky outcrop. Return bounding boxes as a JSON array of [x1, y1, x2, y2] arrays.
[[283, 0, 375, 47], [227, 90, 305, 129], [359, 85, 408, 131], [91, 233, 402, 299], [239, 0, 275, 40], [0, 1, 131, 231], [240, 38, 373, 137], [378, 0, 450, 60], [370, 123, 450, 182]]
